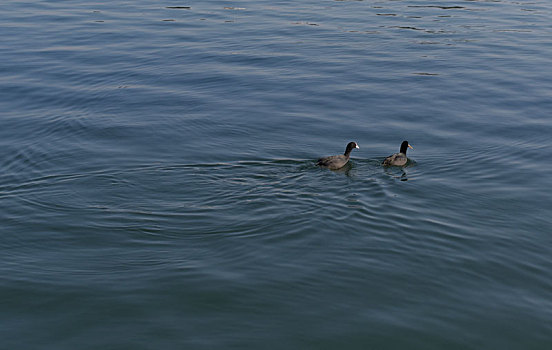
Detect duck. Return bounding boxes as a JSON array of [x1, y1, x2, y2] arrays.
[[317, 142, 359, 170], [382, 141, 413, 166]]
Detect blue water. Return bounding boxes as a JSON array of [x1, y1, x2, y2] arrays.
[[1, 0, 551, 348]]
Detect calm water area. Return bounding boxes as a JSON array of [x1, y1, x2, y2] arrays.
[[1, 0, 551, 348]]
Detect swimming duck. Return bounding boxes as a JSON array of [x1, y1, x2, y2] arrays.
[[382, 141, 413, 166], [317, 142, 359, 170]]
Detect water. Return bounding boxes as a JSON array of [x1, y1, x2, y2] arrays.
[[1, 0, 551, 348]]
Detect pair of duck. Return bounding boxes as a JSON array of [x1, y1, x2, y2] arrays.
[[317, 141, 413, 170]]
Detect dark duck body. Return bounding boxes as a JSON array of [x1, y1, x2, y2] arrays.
[[317, 142, 359, 170], [382, 141, 413, 166]]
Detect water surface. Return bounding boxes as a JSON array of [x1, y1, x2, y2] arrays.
[[1, 0, 551, 348]]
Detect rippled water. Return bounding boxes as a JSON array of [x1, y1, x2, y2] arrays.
[[1, 0, 551, 348]]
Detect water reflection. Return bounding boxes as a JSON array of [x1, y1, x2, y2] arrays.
[[384, 166, 409, 181], [383, 159, 416, 181]]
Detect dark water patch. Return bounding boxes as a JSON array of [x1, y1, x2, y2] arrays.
[[408, 6, 465, 10], [292, 21, 320, 26], [393, 26, 424, 30]]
